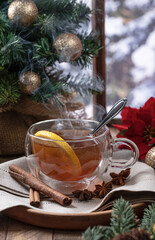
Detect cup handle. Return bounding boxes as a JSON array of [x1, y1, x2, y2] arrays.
[[109, 138, 139, 169]]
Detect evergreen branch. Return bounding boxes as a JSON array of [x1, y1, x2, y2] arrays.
[[0, 67, 21, 106], [62, 73, 104, 96], [71, 0, 91, 24], [83, 198, 155, 240], [50, 18, 79, 36], [140, 203, 155, 239], [34, 14, 55, 37], [32, 78, 64, 104], [33, 14, 78, 40], [0, 0, 103, 106], [33, 38, 57, 66], [33, 0, 91, 25], [18, 0, 91, 40], [82, 197, 136, 240], [110, 197, 135, 235], [0, 32, 29, 67], [42, 65, 103, 97], [0, 0, 10, 9], [76, 32, 103, 68], [0, 11, 10, 33], [83, 226, 111, 240]]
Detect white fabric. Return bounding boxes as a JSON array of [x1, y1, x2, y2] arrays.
[[0, 155, 154, 214]]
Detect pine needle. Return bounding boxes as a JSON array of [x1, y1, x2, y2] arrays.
[[110, 197, 135, 235], [63, 73, 104, 95], [83, 198, 155, 240], [83, 226, 111, 240], [0, 32, 29, 67], [0, 68, 20, 106], [83, 197, 136, 240], [140, 203, 155, 239]]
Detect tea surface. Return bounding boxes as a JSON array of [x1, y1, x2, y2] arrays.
[[31, 129, 105, 181]]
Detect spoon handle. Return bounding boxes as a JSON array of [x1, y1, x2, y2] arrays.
[[90, 98, 127, 135]]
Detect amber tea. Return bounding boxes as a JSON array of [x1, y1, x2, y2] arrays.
[[31, 128, 106, 182]]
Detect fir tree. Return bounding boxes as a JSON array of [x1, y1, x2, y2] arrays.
[[140, 203, 155, 240], [83, 197, 155, 240], [0, 0, 103, 108]]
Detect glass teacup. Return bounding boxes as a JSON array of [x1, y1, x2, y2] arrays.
[[25, 119, 139, 193]]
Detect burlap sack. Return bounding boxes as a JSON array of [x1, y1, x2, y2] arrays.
[[0, 96, 86, 156]]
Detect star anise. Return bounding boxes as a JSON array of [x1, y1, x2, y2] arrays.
[[110, 168, 131, 186], [72, 189, 95, 201], [93, 181, 112, 198]]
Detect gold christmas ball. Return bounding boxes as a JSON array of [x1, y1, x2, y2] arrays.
[[8, 0, 38, 27], [53, 33, 82, 62], [19, 71, 41, 94], [145, 147, 155, 168]]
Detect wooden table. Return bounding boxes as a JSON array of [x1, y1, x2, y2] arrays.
[[0, 213, 83, 239]]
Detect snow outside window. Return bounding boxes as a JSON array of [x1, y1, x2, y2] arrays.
[[105, 0, 155, 110]]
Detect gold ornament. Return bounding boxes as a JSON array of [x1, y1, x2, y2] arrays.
[[8, 0, 38, 27], [19, 71, 41, 94], [53, 33, 82, 62], [145, 147, 155, 168]]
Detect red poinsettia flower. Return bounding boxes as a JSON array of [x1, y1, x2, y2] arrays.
[[113, 97, 155, 160]]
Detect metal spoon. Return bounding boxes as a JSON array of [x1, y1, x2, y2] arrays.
[[90, 98, 127, 135]]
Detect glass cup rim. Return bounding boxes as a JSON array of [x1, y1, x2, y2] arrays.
[[28, 118, 109, 143]]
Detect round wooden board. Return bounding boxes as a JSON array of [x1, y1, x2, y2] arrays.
[[3, 202, 147, 230]]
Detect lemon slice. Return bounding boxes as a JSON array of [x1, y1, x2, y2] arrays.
[[34, 130, 81, 180]]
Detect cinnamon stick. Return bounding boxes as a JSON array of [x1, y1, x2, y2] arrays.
[[33, 190, 40, 207], [29, 171, 40, 207], [9, 164, 72, 206], [33, 169, 40, 207], [29, 187, 35, 206], [29, 187, 40, 207]]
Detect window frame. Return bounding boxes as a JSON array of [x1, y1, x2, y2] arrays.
[[93, 1, 122, 124], [93, 0, 106, 109]]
